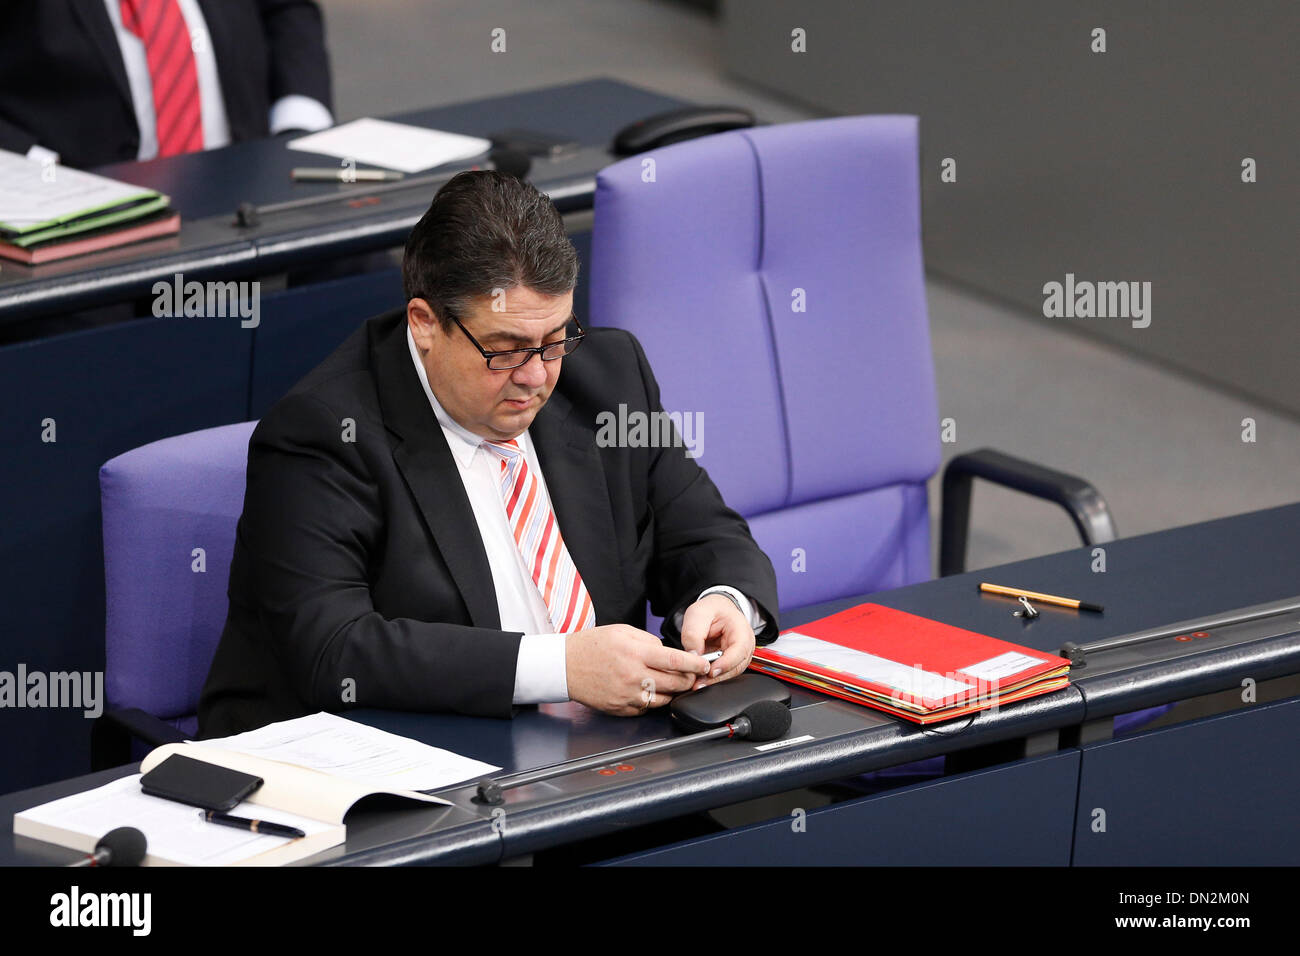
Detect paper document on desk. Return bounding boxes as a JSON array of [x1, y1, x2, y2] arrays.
[[0, 148, 165, 233], [192, 712, 498, 792], [287, 118, 492, 173]]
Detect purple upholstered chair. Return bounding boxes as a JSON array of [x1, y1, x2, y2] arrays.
[[589, 116, 1165, 761], [93, 421, 257, 768]]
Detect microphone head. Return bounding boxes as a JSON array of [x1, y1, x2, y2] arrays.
[[488, 148, 532, 181], [97, 827, 147, 867], [738, 700, 792, 742]]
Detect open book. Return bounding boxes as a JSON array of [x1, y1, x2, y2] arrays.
[[15, 714, 499, 866]]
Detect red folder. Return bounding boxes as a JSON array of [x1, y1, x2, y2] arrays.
[[750, 603, 1070, 723]]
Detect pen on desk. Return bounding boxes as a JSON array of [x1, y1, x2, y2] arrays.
[[290, 167, 405, 183], [979, 582, 1103, 613], [203, 810, 305, 839]]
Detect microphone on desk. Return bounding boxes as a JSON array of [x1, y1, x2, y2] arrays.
[[488, 147, 532, 180], [474, 698, 792, 806], [67, 827, 147, 867], [235, 147, 533, 227]]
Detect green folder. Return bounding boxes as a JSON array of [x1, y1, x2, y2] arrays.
[[0, 148, 173, 247], [1, 194, 172, 248]]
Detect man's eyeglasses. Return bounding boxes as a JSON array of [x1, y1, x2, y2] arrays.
[[451, 311, 585, 370]]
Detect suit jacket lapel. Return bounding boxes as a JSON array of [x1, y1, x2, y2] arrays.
[[70, 0, 134, 118], [530, 392, 625, 625], [371, 312, 501, 630]]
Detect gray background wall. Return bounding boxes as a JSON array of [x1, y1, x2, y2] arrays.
[[313, 0, 1300, 570], [721, 0, 1298, 417]]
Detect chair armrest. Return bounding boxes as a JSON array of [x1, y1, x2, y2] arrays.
[[90, 707, 192, 771], [939, 448, 1117, 576]]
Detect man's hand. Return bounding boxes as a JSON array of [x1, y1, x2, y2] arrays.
[[679, 593, 756, 689], [565, 624, 710, 716]]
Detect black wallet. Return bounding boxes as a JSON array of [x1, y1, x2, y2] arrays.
[[670, 673, 791, 732], [139, 753, 263, 812]]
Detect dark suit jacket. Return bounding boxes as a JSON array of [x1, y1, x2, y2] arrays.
[[0, 0, 331, 168], [198, 309, 779, 737]]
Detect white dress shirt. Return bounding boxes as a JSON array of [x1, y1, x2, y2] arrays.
[[405, 327, 764, 705], [23, 2, 335, 164]]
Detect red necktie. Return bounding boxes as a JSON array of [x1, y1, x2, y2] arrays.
[[482, 439, 596, 633], [119, 0, 203, 157]]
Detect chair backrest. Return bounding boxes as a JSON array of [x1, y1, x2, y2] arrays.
[[590, 116, 940, 612], [100, 421, 256, 723]]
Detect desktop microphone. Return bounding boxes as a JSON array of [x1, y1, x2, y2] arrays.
[[67, 827, 147, 867], [488, 147, 531, 180], [475, 699, 793, 805], [730, 699, 793, 741], [235, 147, 534, 227]]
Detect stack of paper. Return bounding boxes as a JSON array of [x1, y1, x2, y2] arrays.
[[0, 149, 179, 264], [750, 604, 1070, 723], [287, 118, 492, 173]]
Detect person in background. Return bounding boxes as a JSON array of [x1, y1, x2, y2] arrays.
[[0, 0, 333, 169]]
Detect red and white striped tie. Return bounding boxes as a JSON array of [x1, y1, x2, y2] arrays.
[[120, 0, 204, 158], [482, 439, 596, 633]]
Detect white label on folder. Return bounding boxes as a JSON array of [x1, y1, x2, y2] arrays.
[[958, 651, 1042, 682], [774, 632, 971, 702]]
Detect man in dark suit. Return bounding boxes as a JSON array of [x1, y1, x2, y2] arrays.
[[0, 0, 331, 169], [198, 170, 779, 737]]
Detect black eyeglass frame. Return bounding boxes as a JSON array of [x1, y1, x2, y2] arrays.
[[449, 311, 586, 370]]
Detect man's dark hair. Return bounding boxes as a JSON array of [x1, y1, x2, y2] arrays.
[[402, 170, 578, 330]]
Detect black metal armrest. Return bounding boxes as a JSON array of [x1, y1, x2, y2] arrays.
[[90, 707, 193, 772], [939, 448, 1117, 576]]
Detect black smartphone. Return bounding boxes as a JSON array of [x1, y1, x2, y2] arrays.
[[139, 753, 263, 812]]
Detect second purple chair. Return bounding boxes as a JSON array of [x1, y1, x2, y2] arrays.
[[589, 115, 1164, 759]]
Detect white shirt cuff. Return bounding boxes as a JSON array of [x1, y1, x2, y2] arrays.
[[512, 632, 569, 704], [25, 144, 60, 166], [269, 94, 334, 135], [673, 585, 766, 637]]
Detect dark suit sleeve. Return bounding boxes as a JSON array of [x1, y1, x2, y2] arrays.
[[235, 392, 522, 717], [625, 334, 781, 645], [257, 0, 332, 110]]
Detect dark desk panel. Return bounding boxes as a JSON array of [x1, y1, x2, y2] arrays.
[[601, 750, 1081, 866], [0, 314, 251, 793], [1073, 696, 1300, 865], [248, 267, 405, 417]]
